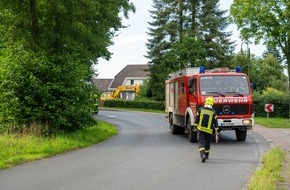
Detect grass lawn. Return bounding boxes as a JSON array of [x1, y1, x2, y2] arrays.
[[0, 120, 116, 170], [255, 117, 290, 128]]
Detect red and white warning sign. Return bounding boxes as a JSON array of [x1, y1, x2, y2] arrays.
[[265, 104, 274, 112]]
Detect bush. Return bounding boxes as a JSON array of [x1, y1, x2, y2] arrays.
[[253, 88, 290, 118], [102, 88, 290, 118], [103, 99, 165, 111], [0, 46, 97, 134]]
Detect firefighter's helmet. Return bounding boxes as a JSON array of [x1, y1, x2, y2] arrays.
[[205, 97, 214, 106]]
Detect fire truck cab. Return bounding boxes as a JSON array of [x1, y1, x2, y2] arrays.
[[165, 66, 254, 142]]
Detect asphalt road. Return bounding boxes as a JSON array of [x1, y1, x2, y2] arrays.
[[0, 110, 270, 190]]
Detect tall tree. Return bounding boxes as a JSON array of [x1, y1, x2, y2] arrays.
[[231, 54, 288, 92], [146, 0, 234, 101], [263, 45, 284, 64], [230, 0, 290, 93], [198, 0, 234, 68], [0, 0, 135, 132], [146, 0, 179, 101]]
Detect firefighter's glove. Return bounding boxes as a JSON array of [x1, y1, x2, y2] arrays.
[[215, 128, 219, 143], [215, 134, 219, 144], [215, 128, 219, 135]]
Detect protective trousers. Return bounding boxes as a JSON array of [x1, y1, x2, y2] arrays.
[[198, 131, 212, 158]]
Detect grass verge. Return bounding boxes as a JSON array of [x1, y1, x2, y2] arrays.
[[247, 147, 285, 190], [251, 117, 289, 190], [0, 120, 116, 170], [255, 117, 290, 128]]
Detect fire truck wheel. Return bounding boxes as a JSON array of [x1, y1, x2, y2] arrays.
[[235, 129, 247, 141], [187, 118, 197, 143], [169, 114, 184, 134]]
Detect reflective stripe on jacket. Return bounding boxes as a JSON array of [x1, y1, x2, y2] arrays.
[[194, 107, 218, 135]]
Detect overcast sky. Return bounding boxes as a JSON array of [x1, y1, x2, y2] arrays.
[[96, 0, 266, 78]]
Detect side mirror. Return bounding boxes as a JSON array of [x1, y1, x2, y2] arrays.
[[188, 78, 195, 95], [188, 78, 193, 87], [188, 88, 194, 94]]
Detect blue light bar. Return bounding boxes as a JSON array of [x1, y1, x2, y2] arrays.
[[236, 66, 242, 72], [200, 66, 205, 73]]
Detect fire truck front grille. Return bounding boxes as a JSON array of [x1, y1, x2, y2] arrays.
[[214, 104, 249, 116]]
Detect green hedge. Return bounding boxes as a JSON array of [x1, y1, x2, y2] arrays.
[[103, 99, 165, 111], [102, 89, 290, 118], [253, 89, 290, 118]]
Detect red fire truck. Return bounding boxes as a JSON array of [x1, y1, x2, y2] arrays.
[[165, 66, 254, 142]]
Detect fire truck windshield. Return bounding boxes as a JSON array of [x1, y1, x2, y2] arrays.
[[200, 76, 250, 96]]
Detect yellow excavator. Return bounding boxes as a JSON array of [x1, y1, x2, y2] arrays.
[[101, 84, 140, 101]]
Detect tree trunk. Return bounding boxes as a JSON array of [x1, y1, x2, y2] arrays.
[[190, 0, 198, 35], [178, 0, 183, 43]]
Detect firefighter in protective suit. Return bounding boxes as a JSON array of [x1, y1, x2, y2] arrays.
[[194, 97, 219, 162]]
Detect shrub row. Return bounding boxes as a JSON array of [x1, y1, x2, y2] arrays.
[[102, 89, 290, 118], [253, 91, 290, 118], [103, 99, 165, 111]]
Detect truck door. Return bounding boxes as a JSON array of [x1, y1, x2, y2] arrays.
[[174, 81, 178, 113], [165, 82, 175, 113], [177, 80, 186, 115], [188, 78, 198, 114]]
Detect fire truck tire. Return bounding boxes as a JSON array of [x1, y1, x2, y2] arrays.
[[169, 115, 183, 134], [187, 118, 197, 143], [235, 129, 247, 141]]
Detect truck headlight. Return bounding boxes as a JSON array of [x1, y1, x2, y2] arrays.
[[242, 119, 252, 125]]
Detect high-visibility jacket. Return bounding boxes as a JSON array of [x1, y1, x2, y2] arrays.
[[194, 107, 218, 135]]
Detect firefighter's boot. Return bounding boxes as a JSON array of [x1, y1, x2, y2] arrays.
[[201, 154, 206, 162], [205, 152, 209, 159]]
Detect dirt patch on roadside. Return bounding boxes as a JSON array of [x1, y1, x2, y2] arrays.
[[253, 124, 290, 189]]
